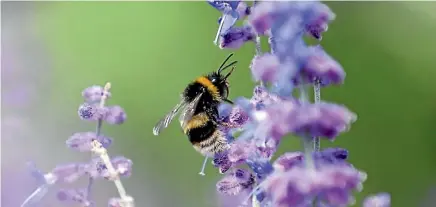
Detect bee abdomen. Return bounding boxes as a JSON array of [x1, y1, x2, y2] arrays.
[[185, 119, 216, 143], [193, 130, 230, 157]]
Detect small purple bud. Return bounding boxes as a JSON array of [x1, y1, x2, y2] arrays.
[[213, 151, 232, 174], [104, 105, 127, 125], [82, 85, 111, 103], [57, 189, 93, 206], [235, 2, 249, 19], [51, 163, 86, 183], [216, 168, 255, 195], [363, 193, 391, 207], [78, 103, 97, 120], [300, 46, 345, 86], [248, 1, 277, 35], [250, 53, 280, 83], [26, 162, 47, 185], [66, 132, 112, 152], [273, 152, 304, 171], [304, 3, 335, 40], [219, 26, 255, 49], [111, 156, 133, 177], [85, 157, 132, 179]]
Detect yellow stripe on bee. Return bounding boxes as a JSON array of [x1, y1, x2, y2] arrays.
[[183, 113, 210, 134], [195, 76, 220, 99]]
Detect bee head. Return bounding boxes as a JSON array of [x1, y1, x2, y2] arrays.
[[214, 53, 237, 99]]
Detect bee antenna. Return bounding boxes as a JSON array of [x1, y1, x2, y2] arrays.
[[219, 61, 238, 75], [217, 53, 234, 73], [223, 65, 236, 80]]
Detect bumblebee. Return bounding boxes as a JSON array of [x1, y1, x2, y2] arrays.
[[152, 53, 237, 157]]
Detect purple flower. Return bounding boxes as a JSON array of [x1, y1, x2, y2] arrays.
[[51, 163, 87, 183], [248, 1, 278, 35], [273, 152, 304, 172], [110, 156, 133, 177], [82, 85, 111, 103], [297, 46, 345, 86], [250, 53, 280, 83], [252, 100, 300, 141], [213, 151, 232, 174], [104, 105, 127, 125], [228, 139, 259, 164], [303, 3, 335, 40], [57, 188, 93, 206], [287, 102, 357, 140], [262, 163, 366, 207], [78, 103, 107, 121], [66, 132, 112, 152], [219, 25, 255, 49], [251, 85, 285, 109], [363, 193, 391, 207], [84, 156, 133, 179], [228, 106, 249, 127], [216, 168, 255, 195], [273, 148, 348, 172]]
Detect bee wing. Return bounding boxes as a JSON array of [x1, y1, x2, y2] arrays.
[[179, 92, 203, 130], [153, 98, 187, 136]]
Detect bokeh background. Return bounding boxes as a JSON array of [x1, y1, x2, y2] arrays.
[[2, 1, 436, 207]]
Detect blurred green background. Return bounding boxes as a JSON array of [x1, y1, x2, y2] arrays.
[[8, 1, 436, 207]]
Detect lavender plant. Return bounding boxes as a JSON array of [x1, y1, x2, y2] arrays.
[[21, 82, 134, 207], [207, 1, 391, 207]]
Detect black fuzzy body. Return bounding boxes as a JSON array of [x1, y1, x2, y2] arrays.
[[182, 72, 229, 153]]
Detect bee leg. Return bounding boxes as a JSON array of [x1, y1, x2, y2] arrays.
[[198, 156, 209, 176], [224, 99, 234, 104]]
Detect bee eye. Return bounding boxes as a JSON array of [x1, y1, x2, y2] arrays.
[[211, 78, 217, 83]]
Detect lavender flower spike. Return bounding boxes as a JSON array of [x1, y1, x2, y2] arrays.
[[89, 82, 134, 207], [206, 1, 391, 206]]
